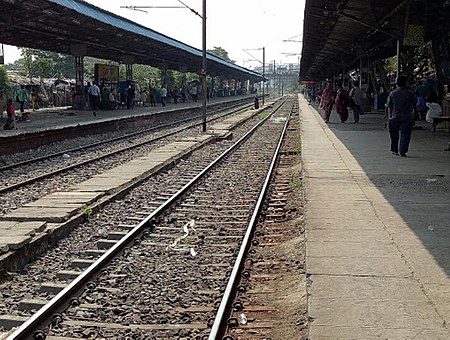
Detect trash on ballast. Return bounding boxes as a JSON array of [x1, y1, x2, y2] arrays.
[[167, 220, 196, 250], [238, 313, 248, 325], [62, 153, 71, 159], [96, 228, 108, 237], [427, 225, 435, 231], [426, 178, 437, 183], [190, 248, 197, 257]]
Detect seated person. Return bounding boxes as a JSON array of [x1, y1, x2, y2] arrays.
[[3, 99, 16, 130], [109, 91, 119, 110], [426, 91, 442, 124]]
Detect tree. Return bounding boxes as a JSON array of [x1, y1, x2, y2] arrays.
[[133, 64, 159, 89], [0, 66, 11, 113], [207, 46, 235, 64]]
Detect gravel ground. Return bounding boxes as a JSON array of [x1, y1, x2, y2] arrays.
[[0, 105, 252, 215], [226, 111, 308, 340], [0, 98, 292, 339], [52, 108, 290, 338], [0, 108, 270, 317]]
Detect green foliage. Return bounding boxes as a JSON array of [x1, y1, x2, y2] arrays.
[[289, 172, 303, 191], [207, 46, 235, 64], [5, 47, 216, 90], [185, 72, 199, 85], [17, 48, 75, 79], [385, 56, 397, 75], [385, 43, 434, 80], [83, 205, 93, 219], [0, 66, 11, 95]]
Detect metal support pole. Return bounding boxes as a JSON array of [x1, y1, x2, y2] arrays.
[[201, 0, 207, 132], [74, 56, 84, 109], [126, 64, 133, 81], [262, 47, 265, 106], [359, 58, 363, 88]]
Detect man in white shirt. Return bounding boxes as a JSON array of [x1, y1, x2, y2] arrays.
[[88, 81, 101, 116]]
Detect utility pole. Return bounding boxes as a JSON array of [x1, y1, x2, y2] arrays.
[[201, 0, 207, 132], [262, 47, 265, 106], [273, 60, 276, 93], [121, 1, 207, 131]]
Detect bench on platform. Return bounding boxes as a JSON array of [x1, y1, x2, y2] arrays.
[[432, 116, 450, 133]]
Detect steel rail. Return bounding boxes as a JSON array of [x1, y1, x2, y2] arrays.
[[208, 103, 293, 339], [7, 98, 286, 340], [0, 103, 253, 195], [0, 101, 252, 172]]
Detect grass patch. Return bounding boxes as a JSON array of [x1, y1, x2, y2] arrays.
[[83, 205, 93, 219], [289, 172, 303, 191]]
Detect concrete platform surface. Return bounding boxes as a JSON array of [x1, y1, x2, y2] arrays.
[[299, 95, 450, 339], [0, 95, 254, 137]]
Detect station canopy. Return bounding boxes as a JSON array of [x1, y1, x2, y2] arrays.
[[0, 0, 263, 82], [300, 0, 415, 80]]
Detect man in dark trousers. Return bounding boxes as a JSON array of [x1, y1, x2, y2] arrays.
[[386, 75, 417, 157]]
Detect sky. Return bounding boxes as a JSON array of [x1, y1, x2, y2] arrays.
[[3, 0, 305, 71]]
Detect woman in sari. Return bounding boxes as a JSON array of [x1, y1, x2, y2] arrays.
[[320, 83, 335, 123], [335, 86, 349, 123]]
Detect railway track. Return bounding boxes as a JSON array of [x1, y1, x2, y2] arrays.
[[1, 97, 302, 339], [0, 102, 252, 196], [219, 105, 308, 339]]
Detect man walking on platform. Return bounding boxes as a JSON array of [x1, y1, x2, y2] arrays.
[[386, 76, 417, 157], [88, 81, 100, 116], [160, 85, 167, 107], [17, 85, 28, 115], [148, 84, 156, 107], [349, 82, 363, 123]]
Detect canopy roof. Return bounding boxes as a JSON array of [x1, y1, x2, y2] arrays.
[[0, 0, 263, 81], [300, 0, 415, 80]]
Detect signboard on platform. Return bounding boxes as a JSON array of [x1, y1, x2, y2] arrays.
[[94, 64, 119, 83]]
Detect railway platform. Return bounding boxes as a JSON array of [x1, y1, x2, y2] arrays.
[[0, 95, 256, 154], [299, 95, 450, 338]]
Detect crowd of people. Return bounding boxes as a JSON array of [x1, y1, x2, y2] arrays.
[[2, 79, 240, 130], [81, 81, 213, 116], [305, 75, 445, 158], [305, 81, 364, 124]]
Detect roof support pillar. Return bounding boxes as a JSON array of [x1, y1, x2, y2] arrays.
[[122, 55, 135, 82], [70, 44, 87, 110], [160, 68, 167, 86], [360, 56, 370, 91], [73, 55, 85, 110], [125, 64, 133, 82], [396, 41, 415, 83]]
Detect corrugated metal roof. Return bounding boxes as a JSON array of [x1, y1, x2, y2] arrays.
[[299, 0, 410, 80], [49, 0, 261, 78]]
